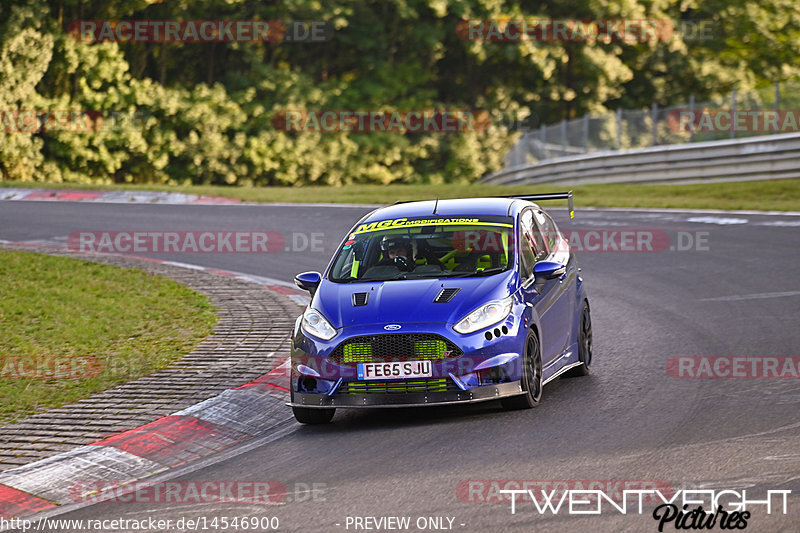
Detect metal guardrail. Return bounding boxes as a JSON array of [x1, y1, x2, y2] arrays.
[[503, 82, 800, 166], [482, 132, 800, 186]]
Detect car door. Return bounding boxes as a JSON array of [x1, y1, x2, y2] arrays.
[[535, 208, 577, 359], [517, 208, 573, 369]]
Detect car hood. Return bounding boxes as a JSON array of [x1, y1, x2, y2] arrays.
[[313, 272, 517, 329]]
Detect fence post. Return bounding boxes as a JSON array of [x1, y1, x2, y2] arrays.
[[582, 114, 589, 153], [616, 108, 622, 149], [689, 93, 695, 142], [775, 81, 780, 113], [730, 88, 737, 139], [560, 119, 567, 157], [651, 102, 658, 146], [540, 123, 547, 160]]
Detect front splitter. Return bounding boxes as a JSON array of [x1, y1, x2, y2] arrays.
[[287, 381, 524, 408]]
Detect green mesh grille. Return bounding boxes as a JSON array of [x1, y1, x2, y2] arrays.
[[413, 339, 447, 360], [343, 342, 372, 363], [329, 334, 462, 366], [343, 378, 449, 394]]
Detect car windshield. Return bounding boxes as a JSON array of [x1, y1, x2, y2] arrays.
[[328, 215, 515, 282]]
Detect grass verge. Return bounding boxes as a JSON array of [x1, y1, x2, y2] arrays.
[[2, 178, 799, 211], [0, 250, 216, 425]]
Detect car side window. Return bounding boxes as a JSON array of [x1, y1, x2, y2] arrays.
[[536, 210, 560, 255], [518, 210, 538, 278], [522, 209, 548, 260]]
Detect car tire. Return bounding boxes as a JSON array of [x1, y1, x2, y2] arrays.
[[292, 406, 335, 424], [501, 332, 542, 410], [564, 302, 592, 378]]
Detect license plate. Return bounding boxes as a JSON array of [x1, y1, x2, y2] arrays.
[[357, 360, 432, 380]]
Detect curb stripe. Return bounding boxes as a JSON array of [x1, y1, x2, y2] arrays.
[[237, 382, 290, 401], [176, 389, 289, 437], [0, 447, 164, 504], [238, 359, 291, 398], [0, 188, 239, 205], [0, 484, 55, 518], [266, 284, 300, 295], [240, 381, 290, 392], [242, 359, 291, 389], [90, 415, 249, 469], [207, 268, 238, 277], [20, 190, 104, 201]]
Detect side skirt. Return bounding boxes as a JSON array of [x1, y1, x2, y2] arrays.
[[542, 362, 584, 386]]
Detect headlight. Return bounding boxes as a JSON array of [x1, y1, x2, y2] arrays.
[[453, 296, 513, 334], [302, 308, 337, 340]]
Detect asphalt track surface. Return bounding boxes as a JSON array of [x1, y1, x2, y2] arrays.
[[1, 201, 799, 532]]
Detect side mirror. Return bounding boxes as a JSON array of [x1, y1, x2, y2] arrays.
[[294, 271, 322, 296], [533, 261, 566, 281]]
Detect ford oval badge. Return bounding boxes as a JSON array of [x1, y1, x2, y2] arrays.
[[384, 324, 402, 330]]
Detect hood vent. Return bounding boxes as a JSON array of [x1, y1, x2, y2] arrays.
[[434, 287, 460, 303], [352, 292, 369, 307]]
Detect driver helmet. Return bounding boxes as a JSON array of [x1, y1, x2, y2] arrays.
[[380, 235, 412, 257]]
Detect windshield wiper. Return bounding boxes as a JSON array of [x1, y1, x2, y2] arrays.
[[354, 274, 408, 282], [446, 267, 508, 278], [333, 273, 412, 282]]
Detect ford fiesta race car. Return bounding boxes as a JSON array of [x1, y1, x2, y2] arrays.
[[288, 193, 592, 424]]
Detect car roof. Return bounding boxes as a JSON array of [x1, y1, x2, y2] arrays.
[[361, 198, 530, 222]]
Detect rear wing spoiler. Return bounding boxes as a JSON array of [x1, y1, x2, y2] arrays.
[[509, 191, 574, 219]]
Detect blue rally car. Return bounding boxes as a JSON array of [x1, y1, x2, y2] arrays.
[[289, 193, 592, 424]]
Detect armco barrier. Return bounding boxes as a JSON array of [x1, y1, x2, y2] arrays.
[[482, 132, 800, 186]]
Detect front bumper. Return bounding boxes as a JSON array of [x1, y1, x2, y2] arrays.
[[290, 315, 527, 409], [288, 380, 524, 409]]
